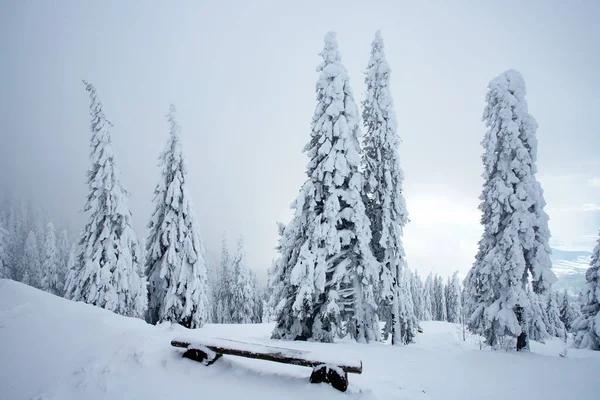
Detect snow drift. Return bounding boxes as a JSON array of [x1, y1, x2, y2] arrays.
[[1, 279, 599, 400]]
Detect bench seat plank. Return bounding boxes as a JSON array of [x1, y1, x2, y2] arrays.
[[171, 336, 362, 374]]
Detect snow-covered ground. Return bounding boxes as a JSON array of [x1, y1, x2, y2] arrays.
[[1, 279, 599, 400]]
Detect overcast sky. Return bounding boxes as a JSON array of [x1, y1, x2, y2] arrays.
[[1, 0, 598, 282]]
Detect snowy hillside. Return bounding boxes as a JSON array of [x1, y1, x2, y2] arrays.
[[1, 279, 599, 400], [551, 247, 592, 293], [551, 235, 597, 293]]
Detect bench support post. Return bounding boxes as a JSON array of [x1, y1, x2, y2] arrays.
[[309, 364, 349, 392]]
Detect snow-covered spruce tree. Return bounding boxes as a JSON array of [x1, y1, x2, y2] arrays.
[[145, 105, 210, 328], [66, 81, 147, 318], [446, 271, 462, 323], [434, 275, 447, 321], [250, 271, 264, 323], [463, 70, 556, 351], [527, 288, 549, 343], [573, 232, 600, 350], [546, 292, 566, 340], [271, 32, 378, 343], [40, 222, 61, 295], [559, 290, 577, 333], [6, 200, 27, 281], [230, 238, 255, 324], [21, 230, 42, 288], [362, 30, 415, 345], [56, 229, 71, 296], [0, 221, 9, 279], [410, 270, 424, 321], [422, 273, 434, 321], [215, 234, 233, 323]]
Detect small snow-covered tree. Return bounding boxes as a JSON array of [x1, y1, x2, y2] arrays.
[[250, 271, 264, 323], [56, 229, 71, 296], [21, 230, 41, 288], [215, 234, 234, 323], [410, 270, 424, 321], [0, 224, 9, 280], [422, 273, 434, 321], [446, 271, 462, 323], [559, 290, 577, 333], [573, 232, 600, 350], [230, 238, 255, 324], [145, 105, 210, 328], [66, 81, 147, 318], [527, 289, 549, 343], [40, 222, 61, 295], [271, 32, 377, 343], [432, 274, 447, 321], [0, 222, 9, 279], [545, 292, 566, 340], [362, 30, 414, 345], [463, 70, 556, 351]]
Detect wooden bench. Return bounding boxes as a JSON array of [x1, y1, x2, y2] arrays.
[[171, 336, 362, 392]]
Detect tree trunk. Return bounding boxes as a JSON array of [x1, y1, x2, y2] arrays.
[[515, 304, 529, 351]]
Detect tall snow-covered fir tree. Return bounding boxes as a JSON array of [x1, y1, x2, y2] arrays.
[[362, 30, 415, 345], [21, 230, 41, 288], [0, 222, 9, 279], [545, 292, 566, 340], [40, 222, 61, 295], [56, 229, 71, 297], [66, 81, 147, 318], [215, 234, 234, 323], [559, 290, 578, 333], [433, 274, 447, 321], [271, 32, 378, 343], [145, 105, 210, 328], [526, 289, 549, 343], [410, 270, 424, 321], [573, 232, 600, 350], [446, 271, 462, 323], [230, 238, 255, 324], [422, 273, 434, 321], [250, 270, 264, 323], [463, 70, 556, 351]]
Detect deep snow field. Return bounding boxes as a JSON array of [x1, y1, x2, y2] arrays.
[[1, 279, 599, 400]]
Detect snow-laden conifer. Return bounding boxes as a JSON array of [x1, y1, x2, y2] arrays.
[[410, 270, 424, 321], [215, 234, 233, 323], [0, 222, 9, 279], [527, 289, 549, 343], [22, 230, 41, 288], [422, 273, 434, 321], [66, 81, 147, 318], [362, 30, 414, 344], [573, 232, 600, 350], [56, 230, 70, 297], [463, 70, 556, 350], [145, 105, 210, 328], [433, 275, 447, 321], [250, 271, 264, 323], [271, 32, 377, 343], [559, 291, 577, 333], [230, 238, 255, 324], [40, 222, 61, 295], [545, 292, 566, 340], [446, 271, 462, 323]]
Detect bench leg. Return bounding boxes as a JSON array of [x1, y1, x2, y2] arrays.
[[309, 364, 349, 392], [182, 348, 222, 366]]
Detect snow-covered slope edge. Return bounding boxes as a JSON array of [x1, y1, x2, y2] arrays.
[[1, 279, 599, 400]]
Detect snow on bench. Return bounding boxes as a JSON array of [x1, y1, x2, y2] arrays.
[[171, 336, 362, 392]]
